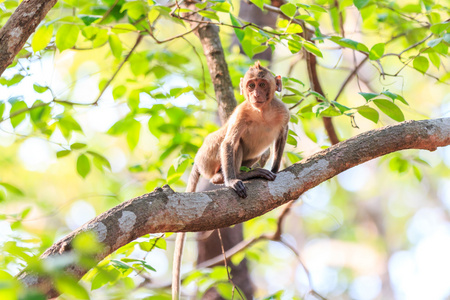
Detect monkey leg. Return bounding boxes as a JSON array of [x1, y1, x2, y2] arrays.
[[211, 155, 276, 186], [240, 156, 276, 181], [210, 171, 225, 184], [238, 168, 276, 181]]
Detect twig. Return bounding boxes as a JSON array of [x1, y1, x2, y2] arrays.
[[217, 229, 245, 300], [383, 33, 434, 58], [92, 34, 143, 105], [147, 23, 201, 44], [99, 0, 120, 23], [333, 0, 345, 37], [334, 56, 369, 101], [272, 200, 294, 240]]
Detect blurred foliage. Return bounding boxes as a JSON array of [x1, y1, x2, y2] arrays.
[[0, 0, 449, 299]]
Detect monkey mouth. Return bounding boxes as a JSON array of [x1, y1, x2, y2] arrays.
[[251, 98, 266, 104]]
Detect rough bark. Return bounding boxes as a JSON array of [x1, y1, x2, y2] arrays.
[[18, 117, 450, 297], [182, 4, 237, 124], [0, 0, 58, 76]]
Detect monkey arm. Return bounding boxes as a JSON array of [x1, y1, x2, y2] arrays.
[[220, 121, 248, 197], [271, 126, 288, 173]]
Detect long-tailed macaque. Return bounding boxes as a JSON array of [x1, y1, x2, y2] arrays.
[[172, 62, 289, 299]]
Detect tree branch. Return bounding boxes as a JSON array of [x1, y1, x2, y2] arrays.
[[0, 0, 58, 76], [181, 4, 237, 123], [18, 117, 450, 297]]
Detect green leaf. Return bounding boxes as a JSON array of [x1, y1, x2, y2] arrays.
[[332, 101, 351, 113], [373, 99, 405, 122], [286, 152, 303, 164], [78, 15, 101, 26], [111, 24, 138, 34], [287, 132, 298, 147], [287, 40, 302, 54], [108, 34, 123, 59], [295, 15, 319, 27], [93, 29, 109, 48], [211, 2, 231, 12], [380, 91, 396, 100], [357, 106, 379, 123], [285, 23, 303, 34], [230, 14, 244, 42], [56, 24, 80, 52], [427, 38, 443, 48], [55, 276, 89, 299], [250, 0, 264, 10], [198, 11, 219, 22], [303, 41, 322, 58], [87, 151, 112, 171], [0, 102, 5, 118], [428, 52, 440, 69], [57, 150, 71, 158], [127, 120, 141, 150], [33, 84, 48, 93], [0, 74, 24, 86], [121, 1, 146, 19], [309, 4, 327, 13], [112, 85, 126, 100], [32, 24, 54, 52], [358, 92, 379, 102], [71, 143, 87, 150], [353, 0, 370, 10], [394, 94, 408, 106], [111, 259, 131, 272], [430, 22, 450, 35], [280, 3, 297, 18], [369, 43, 385, 60], [413, 165, 422, 181], [0, 182, 24, 196], [77, 154, 90, 178], [10, 100, 28, 128], [240, 27, 268, 58], [389, 156, 409, 173], [413, 56, 429, 74]]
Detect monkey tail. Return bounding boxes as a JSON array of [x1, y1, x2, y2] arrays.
[[172, 163, 200, 299], [172, 232, 185, 300], [185, 163, 200, 192]]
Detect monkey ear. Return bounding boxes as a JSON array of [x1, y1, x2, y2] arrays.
[[275, 75, 282, 92], [240, 78, 244, 95]]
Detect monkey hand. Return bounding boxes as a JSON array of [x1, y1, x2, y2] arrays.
[[227, 179, 247, 198]]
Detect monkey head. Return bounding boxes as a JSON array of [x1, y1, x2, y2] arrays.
[[240, 61, 282, 109]]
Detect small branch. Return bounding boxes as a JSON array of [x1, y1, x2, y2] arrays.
[[146, 23, 201, 44], [334, 56, 369, 101], [333, 0, 345, 37], [99, 0, 120, 24], [0, 0, 58, 76], [92, 34, 143, 105], [217, 229, 245, 300], [383, 33, 434, 58]]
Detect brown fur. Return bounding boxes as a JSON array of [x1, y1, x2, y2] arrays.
[[172, 63, 289, 299], [189, 61, 289, 197]]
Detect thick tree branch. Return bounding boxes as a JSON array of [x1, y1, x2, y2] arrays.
[[0, 0, 58, 76], [182, 3, 237, 123], [18, 117, 450, 297]]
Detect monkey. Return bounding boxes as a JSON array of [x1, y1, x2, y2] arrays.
[[172, 61, 289, 299]]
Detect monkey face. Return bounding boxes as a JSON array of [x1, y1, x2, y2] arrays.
[[246, 78, 272, 108]]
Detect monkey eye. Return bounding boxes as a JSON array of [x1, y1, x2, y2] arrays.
[[249, 83, 255, 89], [259, 82, 266, 88]]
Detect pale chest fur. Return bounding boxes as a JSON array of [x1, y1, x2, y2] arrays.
[[240, 103, 288, 160]]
